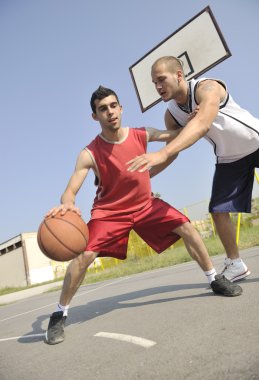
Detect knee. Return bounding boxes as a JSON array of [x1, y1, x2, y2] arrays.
[[211, 212, 230, 223], [174, 221, 195, 238], [74, 251, 97, 271]]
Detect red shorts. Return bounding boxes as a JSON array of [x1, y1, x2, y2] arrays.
[[86, 198, 189, 260]]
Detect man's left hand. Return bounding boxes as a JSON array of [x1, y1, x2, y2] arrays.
[[126, 151, 168, 172]]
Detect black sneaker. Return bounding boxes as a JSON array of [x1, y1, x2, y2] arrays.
[[210, 274, 243, 297], [45, 311, 67, 345]]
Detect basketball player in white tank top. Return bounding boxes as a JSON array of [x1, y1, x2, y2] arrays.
[[127, 56, 259, 282]]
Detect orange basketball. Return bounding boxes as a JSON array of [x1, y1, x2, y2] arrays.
[[37, 211, 89, 262]]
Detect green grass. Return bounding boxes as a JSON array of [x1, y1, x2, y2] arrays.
[[81, 225, 259, 286], [1, 225, 259, 296]]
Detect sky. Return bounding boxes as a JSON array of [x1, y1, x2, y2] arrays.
[[1, 0, 259, 243]]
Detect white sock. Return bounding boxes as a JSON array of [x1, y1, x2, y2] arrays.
[[204, 268, 217, 284], [55, 303, 70, 317]]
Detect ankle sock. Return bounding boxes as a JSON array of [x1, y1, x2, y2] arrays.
[[55, 303, 70, 317], [204, 268, 217, 284]]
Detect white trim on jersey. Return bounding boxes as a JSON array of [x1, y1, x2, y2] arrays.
[[167, 78, 259, 163]]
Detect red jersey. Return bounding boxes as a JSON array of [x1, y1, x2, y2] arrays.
[[85, 127, 152, 218]]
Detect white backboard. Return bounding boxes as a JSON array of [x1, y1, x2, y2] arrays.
[[129, 6, 231, 112]]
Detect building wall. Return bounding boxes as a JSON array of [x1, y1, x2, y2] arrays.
[[0, 247, 27, 288], [0, 232, 76, 288], [22, 233, 54, 285], [0, 233, 56, 288]]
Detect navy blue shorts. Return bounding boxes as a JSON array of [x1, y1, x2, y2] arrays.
[[209, 149, 259, 213]]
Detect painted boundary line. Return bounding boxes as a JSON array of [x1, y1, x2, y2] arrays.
[[94, 331, 156, 348], [0, 331, 157, 347], [0, 276, 130, 323], [0, 262, 196, 323], [0, 333, 45, 342]]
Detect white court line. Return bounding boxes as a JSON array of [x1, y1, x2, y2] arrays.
[[0, 331, 157, 347], [95, 332, 156, 348], [0, 334, 45, 342], [0, 261, 197, 324], [0, 276, 130, 323]]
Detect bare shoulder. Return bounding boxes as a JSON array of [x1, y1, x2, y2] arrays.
[[197, 79, 221, 92], [76, 148, 95, 169], [197, 79, 226, 94], [196, 79, 226, 102]]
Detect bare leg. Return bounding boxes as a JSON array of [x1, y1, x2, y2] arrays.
[[212, 213, 239, 260], [174, 222, 213, 271], [59, 251, 98, 306], [46, 251, 99, 345]]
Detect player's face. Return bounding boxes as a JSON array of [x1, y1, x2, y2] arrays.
[[92, 95, 122, 131], [151, 63, 180, 101]]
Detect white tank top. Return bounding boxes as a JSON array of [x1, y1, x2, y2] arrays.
[[167, 78, 259, 163]]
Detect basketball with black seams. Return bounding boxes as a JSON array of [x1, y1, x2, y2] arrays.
[[37, 211, 89, 261]]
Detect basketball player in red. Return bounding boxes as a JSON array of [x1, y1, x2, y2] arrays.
[[45, 86, 242, 345]]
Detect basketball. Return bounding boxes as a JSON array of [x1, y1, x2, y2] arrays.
[[37, 211, 89, 262]]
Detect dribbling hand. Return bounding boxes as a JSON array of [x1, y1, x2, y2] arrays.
[[45, 204, 82, 218]]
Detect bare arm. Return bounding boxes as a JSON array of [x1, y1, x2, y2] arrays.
[[146, 125, 179, 143], [47, 149, 94, 216], [148, 110, 180, 177], [163, 80, 222, 158], [127, 80, 225, 172]]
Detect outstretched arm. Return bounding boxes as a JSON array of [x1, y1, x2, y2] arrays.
[[46, 149, 94, 216], [145, 126, 180, 143], [147, 110, 180, 177], [127, 80, 223, 172]]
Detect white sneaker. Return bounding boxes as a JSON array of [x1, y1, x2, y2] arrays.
[[221, 258, 251, 282]]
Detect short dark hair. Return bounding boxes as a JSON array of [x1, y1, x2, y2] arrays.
[[90, 86, 120, 113]]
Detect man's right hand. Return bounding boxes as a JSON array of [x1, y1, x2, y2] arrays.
[[45, 203, 82, 218]]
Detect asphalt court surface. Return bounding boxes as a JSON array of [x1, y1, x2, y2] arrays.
[[0, 248, 259, 380]]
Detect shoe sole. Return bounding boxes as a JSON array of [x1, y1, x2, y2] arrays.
[[211, 286, 243, 297], [229, 269, 251, 282], [45, 331, 64, 345], [223, 287, 243, 296]]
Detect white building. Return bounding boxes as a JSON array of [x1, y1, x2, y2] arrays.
[[0, 233, 63, 288], [0, 232, 105, 289]]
